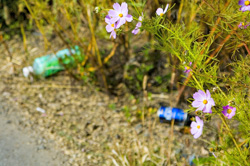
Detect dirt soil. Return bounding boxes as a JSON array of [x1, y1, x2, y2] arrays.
[[0, 34, 216, 165], [0, 110, 66, 166]]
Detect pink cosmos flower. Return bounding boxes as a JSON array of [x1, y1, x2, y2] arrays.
[[190, 116, 204, 139], [192, 90, 215, 114], [132, 14, 143, 35], [222, 105, 236, 119], [184, 62, 192, 74], [108, 2, 133, 29], [156, 4, 169, 16], [238, 22, 250, 29], [105, 15, 117, 39], [239, 0, 250, 12]]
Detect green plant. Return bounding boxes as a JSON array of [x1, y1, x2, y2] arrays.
[[20, 0, 250, 165]]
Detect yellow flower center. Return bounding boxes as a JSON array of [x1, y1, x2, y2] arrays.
[[111, 24, 115, 27], [203, 100, 208, 104], [245, 0, 250, 6], [119, 13, 123, 17], [186, 66, 190, 70], [242, 22, 245, 26], [227, 109, 232, 114], [160, 13, 164, 17], [197, 125, 200, 129]]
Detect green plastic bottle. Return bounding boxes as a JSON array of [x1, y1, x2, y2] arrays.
[[33, 46, 81, 77]]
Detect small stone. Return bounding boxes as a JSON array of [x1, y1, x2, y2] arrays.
[[135, 124, 143, 134], [115, 134, 121, 139], [201, 147, 209, 155], [37, 144, 46, 150], [143, 130, 150, 137]]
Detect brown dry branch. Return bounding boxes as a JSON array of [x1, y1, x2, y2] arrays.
[[176, 16, 222, 105]]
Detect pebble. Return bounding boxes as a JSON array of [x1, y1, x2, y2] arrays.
[[135, 124, 143, 134]]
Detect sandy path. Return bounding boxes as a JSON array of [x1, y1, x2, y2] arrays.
[[0, 113, 65, 166]]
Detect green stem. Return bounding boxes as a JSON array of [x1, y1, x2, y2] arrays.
[[219, 114, 248, 165], [158, 24, 195, 58], [192, 75, 203, 90], [217, 86, 227, 99]]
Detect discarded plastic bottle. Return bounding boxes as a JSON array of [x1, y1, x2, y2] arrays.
[[33, 46, 82, 77], [157, 106, 193, 126]]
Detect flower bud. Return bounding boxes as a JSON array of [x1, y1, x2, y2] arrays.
[[195, 110, 202, 116], [209, 147, 215, 152], [95, 7, 101, 13], [204, 114, 211, 121]]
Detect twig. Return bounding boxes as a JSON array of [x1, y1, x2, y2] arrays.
[[0, 34, 13, 61], [175, 16, 222, 104], [84, 2, 108, 91], [205, 25, 238, 64], [190, 1, 205, 23], [168, 119, 175, 166], [177, 0, 184, 23], [23, 0, 50, 49], [104, 43, 119, 64]]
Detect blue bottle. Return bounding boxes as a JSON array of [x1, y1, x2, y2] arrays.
[[157, 106, 192, 126]]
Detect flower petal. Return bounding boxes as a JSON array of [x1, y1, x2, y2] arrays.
[[126, 14, 133, 22], [121, 2, 128, 16], [192, 100, 202, 108], [222, 109, 228, 116], [196, 104, 205, 111], [212, 152, 217, 158], [193, 130, 202, 139], [222, 105, 229, 110], [113, 3, 121, 12], [203, 103, 212, 113], [156, 8, 164, 16], [110, 16, 120, 24], [163, 4, 169, 13], [110, 30, 116, 39], [190, 121, 197, 128], [198, 90, 206, 97], [230, 114, 234, 118], [240, 5, 250, 12], [106, 24, 114, 32], [116, 18, 126, 28], [109, 10, 118, 17], [193, 90, 205, 101], [184, 69, 191, 73], [239, 0, 245, 5], [200, 120, 204, 127], [105, 15, 111, 24], [195, 116, 202, 124], [136, 22, 142, 28], [208, 98, 215, 106], [132, 28, 138, 35], [238, 22, 243, 28], [191, 127, 198, 135], [139, 16, 142, 21], [229, 111, 236, 119], [206, 89, 211, 99]]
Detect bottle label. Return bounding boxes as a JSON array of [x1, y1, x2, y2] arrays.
[[158, 106, 187, 122], [164, 107, 172, 120]]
